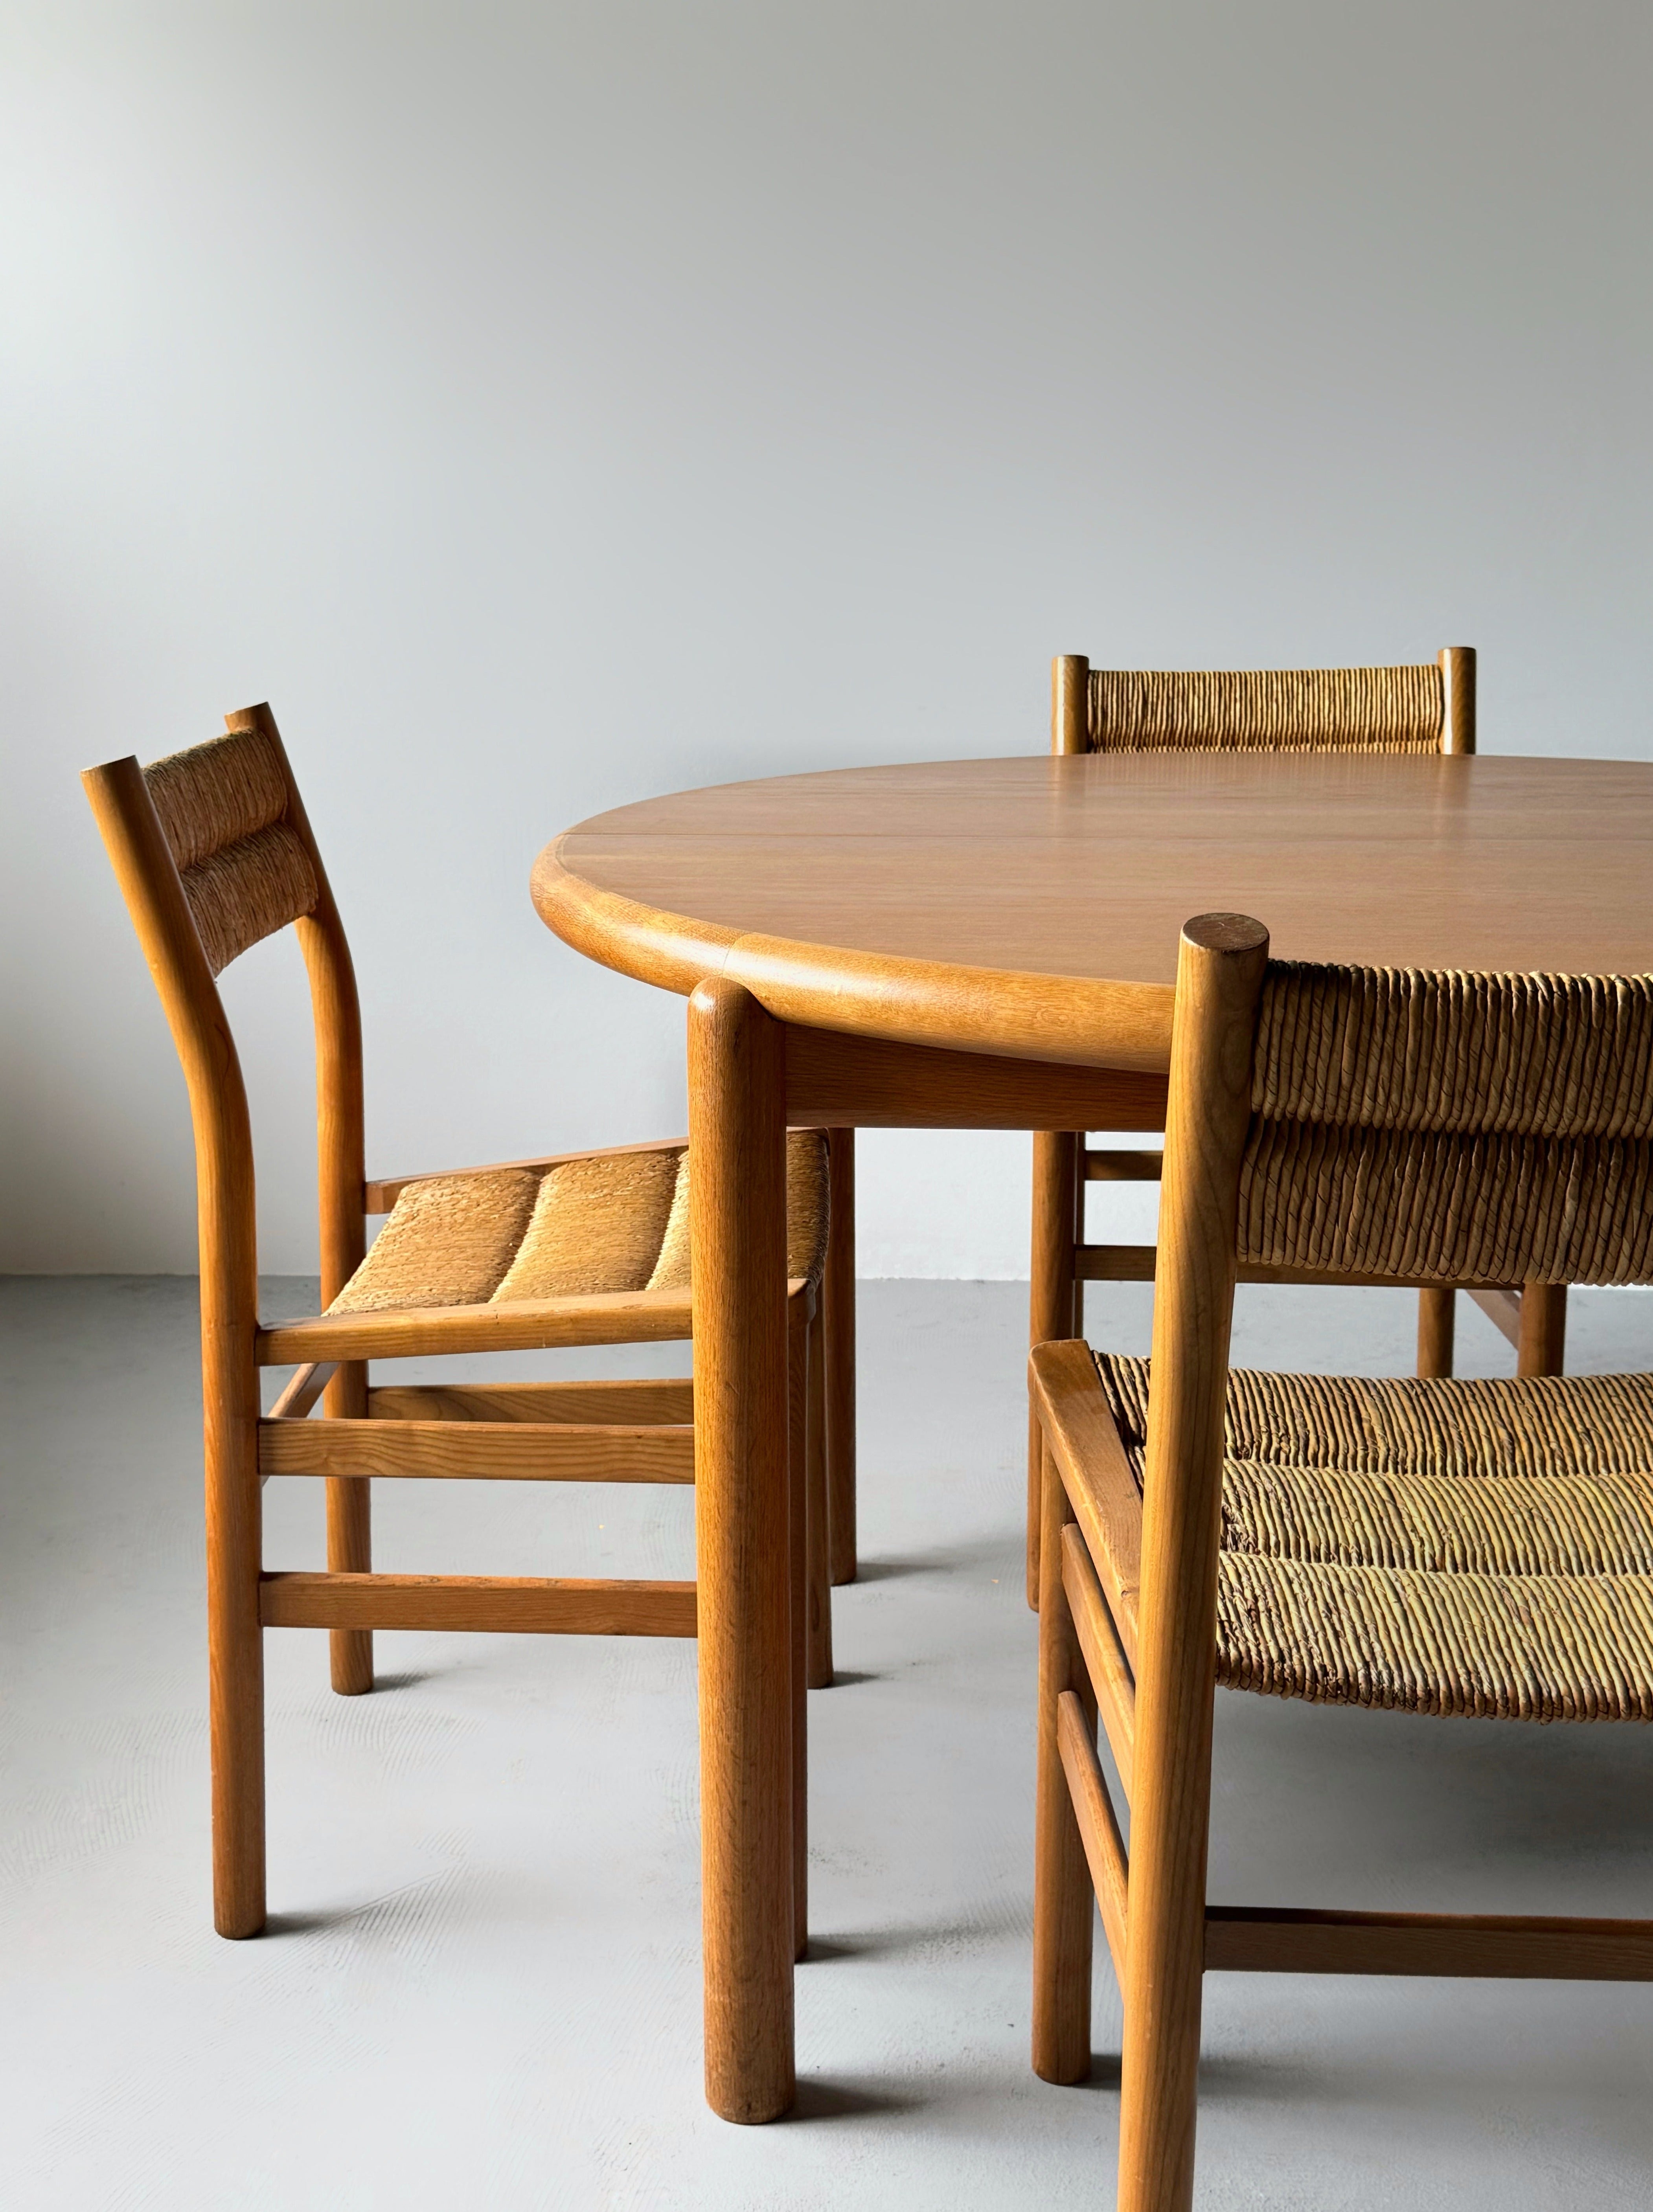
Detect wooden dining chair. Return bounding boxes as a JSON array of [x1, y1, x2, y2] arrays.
[[1027, 647, 1570, 1601], [1029, 913, 1653, 2211], [83, 703, 837, 1948]]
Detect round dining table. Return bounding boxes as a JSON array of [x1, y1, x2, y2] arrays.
[[532, 749, 1653, 2123]]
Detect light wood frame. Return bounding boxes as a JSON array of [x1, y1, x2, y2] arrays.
[[1028, 647, 1570, 1604], [1028, 916, 1653, 2212], [82, 705, 838, 1945]]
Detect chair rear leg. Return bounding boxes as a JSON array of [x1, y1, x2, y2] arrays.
[[825, 1127, 857, 1586], [207, 1347, 266, 1937], [1116, 1606, 1217, 2212], [1028, 1132, 1081, 1607], [805, 1302, 833, 1688], [325, 1360, 373, 1694], [1517, 1283, 1567, 1376], [1416, 1287, 1455, 1377], [1032, 1439, 1094, 2083], [788, 1290, 810, 1960]]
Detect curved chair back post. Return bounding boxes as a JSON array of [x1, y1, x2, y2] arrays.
[[1051, 655, 1090, 757], [81, 755, 260, 1355], [223, 702, 366, 1313], [1439, 645, 1476, 755], [80, 752, 267, 1932]]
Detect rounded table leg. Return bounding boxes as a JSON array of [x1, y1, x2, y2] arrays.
[[689, 979, 796, 2124]]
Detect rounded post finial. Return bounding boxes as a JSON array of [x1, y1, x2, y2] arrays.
[[1180, 912, 1269, 957]]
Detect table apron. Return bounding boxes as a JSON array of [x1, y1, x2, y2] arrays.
[[781, 1022, 1169, 1131]]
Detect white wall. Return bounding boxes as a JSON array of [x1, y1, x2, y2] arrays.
[[4, 2, 1650, 1277]]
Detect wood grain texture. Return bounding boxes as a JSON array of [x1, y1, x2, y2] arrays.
[[824, 1127, 857, 1586], [1063, 1521, 1136, 1798], [259, 1418, 694, 1483], [1030, 1340, 1143, 1665], [732, 928, 1173, 1076], [267, 1363, 336, 1420], [783, 1021, 1168, 1130], [259, 1572, 696, 1636], [688, 978, 796, 2124], [1085, 1150, 1166, 1181], [258, 1288, 695, 1365], [537, 755, 1653, 1067], [1120, 915, 1269, 2212], [367, 1380, 694, 1425], [1205, 1906, 1653, 1981], [1469, 1288, 1523, 1348], [1058, 1688, 1130, 1984], [1079, 1247, 1521, 1292]]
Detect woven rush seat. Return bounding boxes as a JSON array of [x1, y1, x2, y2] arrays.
[[329, 1132, 829, 1315], [1094, 1353, 1653, 1721]]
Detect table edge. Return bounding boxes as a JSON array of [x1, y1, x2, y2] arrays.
[[532, 838, 1177, 1072]]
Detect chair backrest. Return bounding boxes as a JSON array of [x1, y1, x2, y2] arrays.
[[140, 718, 320, 973], [1131, 912, 1653, 1771], [1239, 961, 1653, 1288], [83, 706, 366, 1317], [1050, 648, 1475, 757]]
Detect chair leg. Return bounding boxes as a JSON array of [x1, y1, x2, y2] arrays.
[[206, 1338, 266, 1938], [1517, 1283, 1568, 1377], [805, 1299, 833, 1689], [1029, 1132, 1081, 1607], [1032, 1440, 1095, 2084], [787, 1290, 811, 1960], [824, 1127, 857, 1586], [1117, 1594, 1217, 2212], [325, 1361, 374, 1694], [1416, 1288, 1456, 1378]]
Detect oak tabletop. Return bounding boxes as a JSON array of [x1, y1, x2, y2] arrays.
[[533, 752, 1653, 1071]]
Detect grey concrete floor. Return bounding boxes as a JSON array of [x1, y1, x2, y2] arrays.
[[3, 1275, 1653, 2210]]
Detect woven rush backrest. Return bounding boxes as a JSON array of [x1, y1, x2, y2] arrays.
[[1089, 663, 1444, 754], [1237, 965, 1653, 1285], [143, 729, 319, 974]]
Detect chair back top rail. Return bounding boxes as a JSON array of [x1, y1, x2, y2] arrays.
[[1052, 647, 1475, 758]]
